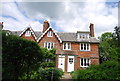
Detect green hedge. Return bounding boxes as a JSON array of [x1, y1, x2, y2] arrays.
[[29, 67, 64, 81], [72, 61, 120, 80]]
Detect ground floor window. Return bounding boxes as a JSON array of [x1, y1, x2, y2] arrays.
[[45, 58, 51, 62], [80, 58, 90, 67]]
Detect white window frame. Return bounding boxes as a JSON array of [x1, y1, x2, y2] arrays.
[[80, 43, 90, 51], [44, 42, 54, 50], [80, 58, 90, 68], [77, 33, 90, 39], [63, 42, 71, 50], [47, 31, 53, 37], [45, 58, 51, 62], [25, 30, 31, 37]]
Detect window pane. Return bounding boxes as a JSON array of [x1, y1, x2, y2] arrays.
[[81, 58, 83, 66], [80, 35, 81, 38], [68, 43, 70, 49], [64, 43, 66, 49], [84, 44, 86, 50], [87, 59, 89, 66], [83, 35, 85, 38], [84, 59, 86, 66], [87, 44, 89, 50], [51, 42, 53, 48], [45, 42, 47, 48], [51, 32, 53, 36], [48, 42, 50, 49], [81, 44, 83, 50]]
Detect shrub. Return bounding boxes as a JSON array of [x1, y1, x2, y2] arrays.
[[31, 67, 64, 81], [72, 61, 120, 80]]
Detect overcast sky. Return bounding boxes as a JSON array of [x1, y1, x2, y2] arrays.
[[0, 0, 119, 38]]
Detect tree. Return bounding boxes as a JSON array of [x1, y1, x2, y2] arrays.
[[98, 32, 113, 63], [99, 28, 120, 63], [114, 26, 120, 46], [2, 31, 44, 80], [40, 48, 56, 68]]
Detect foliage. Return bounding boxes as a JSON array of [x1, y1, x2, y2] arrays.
[[29, 67, 63, 81], [40, 48, 56, 68], [99, 26, 120, 63], [2, 31, 44, 80], [72, 61, 120, 80]]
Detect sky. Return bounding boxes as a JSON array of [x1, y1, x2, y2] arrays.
[[0, 0, 119, 38]]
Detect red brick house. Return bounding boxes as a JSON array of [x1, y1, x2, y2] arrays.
[[11, 20, 99, 72]]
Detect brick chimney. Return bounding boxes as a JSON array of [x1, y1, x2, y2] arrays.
[[89, 23, 94, 37], [43, 20, 50, 32], [0, 22, 3, 30]]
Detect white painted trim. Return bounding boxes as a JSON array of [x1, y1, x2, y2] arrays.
[[58, 55, 65, 58], [37, 27, 62, 43], [19, 26, 37, 40]]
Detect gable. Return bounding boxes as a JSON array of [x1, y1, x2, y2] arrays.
[[19, 26, 37, 41], [37, 27, 62, 43]]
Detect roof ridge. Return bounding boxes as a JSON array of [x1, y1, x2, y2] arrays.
[[57, 32, 76, 33]]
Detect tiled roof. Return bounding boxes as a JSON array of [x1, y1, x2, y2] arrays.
[[11, 31, 99, 43], [57, 32, 99, 43], [11, 31, 43, 39], [57, 32, 77, 42], [11, 31, 22, 36], [34, 31, 43, 38]]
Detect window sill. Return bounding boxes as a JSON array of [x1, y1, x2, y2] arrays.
[[25, 35, 31, 37], [47, 36, 53, 37], [80, 50, 90, 52], [63, 49, 71, 50], [80, 66, 89, 68]]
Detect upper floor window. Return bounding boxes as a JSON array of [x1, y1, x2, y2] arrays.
[[80, 43, 90, 51], [44, 42, 54, 50], [47, 31, 53, 37], [25, 30, 31, 37], [77, 33, 90, 39], [63, 42, 71, 50], [80, 58, 90, 67]]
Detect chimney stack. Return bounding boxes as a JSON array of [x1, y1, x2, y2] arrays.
[[0, 22, 3, 30], [89, 23, 94, 37], [43, 20, 50, 32]]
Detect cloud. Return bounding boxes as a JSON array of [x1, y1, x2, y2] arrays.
[[1, 2, 43, 31], [1, 0, 118, 38]]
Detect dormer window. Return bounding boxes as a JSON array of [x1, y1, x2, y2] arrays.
[[47, 31, 53, 37], [25, 30, 31, 37], [77, 33, 90, 39]]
